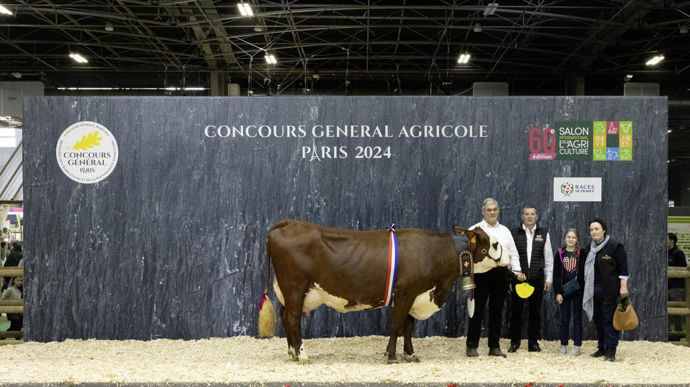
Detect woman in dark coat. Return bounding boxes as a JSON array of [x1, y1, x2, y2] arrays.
[[578, 218, 629, 362]]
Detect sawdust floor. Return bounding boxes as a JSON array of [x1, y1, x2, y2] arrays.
[[0, 336, 688, 384]]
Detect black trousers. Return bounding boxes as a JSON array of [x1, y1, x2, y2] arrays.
[[466, 267, 509, 349], [8, 318, 22, 331], [509, 280, 544, 346]]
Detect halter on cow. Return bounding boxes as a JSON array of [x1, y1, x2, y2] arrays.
[[258, 219, 509, 363]]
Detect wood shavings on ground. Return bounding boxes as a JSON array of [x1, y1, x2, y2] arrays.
[[0, 336, 688, 384]]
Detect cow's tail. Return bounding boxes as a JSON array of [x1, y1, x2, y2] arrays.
[[258, 238, 277, 337]]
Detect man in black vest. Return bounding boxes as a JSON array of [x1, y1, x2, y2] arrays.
[[508, 205, 553, 353]]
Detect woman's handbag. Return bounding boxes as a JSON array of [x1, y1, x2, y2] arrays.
[[613, 296, 639, 330], [562, 278, 581, 297]]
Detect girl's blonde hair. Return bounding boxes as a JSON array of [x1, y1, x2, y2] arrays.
[[562, 228, 581, 250]]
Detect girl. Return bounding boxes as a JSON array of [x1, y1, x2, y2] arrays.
[[553, 228, 583, 356]]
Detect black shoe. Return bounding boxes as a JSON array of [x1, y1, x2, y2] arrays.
[[605, 349, 616, 362], [528, 343, 541, 352], [508, 343, 520, 353], [466, 347, 479, 357], [488, 348, 507, 358], [591, 348, 605, 358]]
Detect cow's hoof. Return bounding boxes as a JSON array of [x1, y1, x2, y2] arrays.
[[402, 353, 420, 363], [386, 357, 399, 364]]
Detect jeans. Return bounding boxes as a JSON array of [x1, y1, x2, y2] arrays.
[[559, 290, 583, 346]]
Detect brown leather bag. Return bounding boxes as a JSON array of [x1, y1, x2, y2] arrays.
[[613, 296, 639, 330]]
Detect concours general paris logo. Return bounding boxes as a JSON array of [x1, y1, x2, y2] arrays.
[[560, 182, 574, 196], [56, 121, 119, 184]]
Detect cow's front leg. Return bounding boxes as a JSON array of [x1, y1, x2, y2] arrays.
[[386, 299, 413, 364], [402, 314, 420, 362]]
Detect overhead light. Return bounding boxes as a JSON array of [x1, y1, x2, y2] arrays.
[[457, 53, 471, 64], [483, 2, 498, 16], [105, 22, 114, 32], [264, 54, 277, 64], [668, 129, 673, 133], [10, 72, 21, 79], [237, 3, 254, 17], [473, 22, 482, 32], [625, 74, 633, 81], [69, 52, 89, 64], [645, 55, 664, 66], [0, 5, 13, 16], [681, 25, 688, 34]]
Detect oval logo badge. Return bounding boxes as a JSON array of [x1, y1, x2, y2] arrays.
[[56, 121, 118, 184]]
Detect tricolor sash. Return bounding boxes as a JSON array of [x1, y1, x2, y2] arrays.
[[383, 224, 399, 307]]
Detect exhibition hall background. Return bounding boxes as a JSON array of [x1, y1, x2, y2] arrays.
[[23, 96, 667, 342]]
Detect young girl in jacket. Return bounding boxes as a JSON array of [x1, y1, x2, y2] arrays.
[[554, 228, 583, 356]]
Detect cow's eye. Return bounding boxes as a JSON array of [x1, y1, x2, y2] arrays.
[[481, 249, 487, 255], [492, 242, 498, 250]]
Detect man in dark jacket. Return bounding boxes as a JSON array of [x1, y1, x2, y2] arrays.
[[508, 205, 553, 353], [668, 233, 687, 331]]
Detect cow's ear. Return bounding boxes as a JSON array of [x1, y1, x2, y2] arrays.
[[452, 225, 465, 235], [463, 229, 477, 244]]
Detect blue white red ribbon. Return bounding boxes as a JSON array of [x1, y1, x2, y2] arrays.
[[384, 224, 399, 307]]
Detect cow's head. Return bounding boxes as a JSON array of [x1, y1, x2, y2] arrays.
[[452, 225, 510, 273]]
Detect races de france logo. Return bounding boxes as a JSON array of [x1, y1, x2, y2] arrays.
[[560, 182, 574, 196], [56, 121, 118, 184]]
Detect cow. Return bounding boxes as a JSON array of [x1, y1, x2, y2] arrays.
[[257, 219, 509, 364]]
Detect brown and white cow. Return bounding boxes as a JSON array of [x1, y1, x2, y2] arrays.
[[258, 219, 509, 363]]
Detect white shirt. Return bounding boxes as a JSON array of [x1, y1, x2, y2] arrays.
[[522, 223, 554, 283], [471, 219, 521, 273]]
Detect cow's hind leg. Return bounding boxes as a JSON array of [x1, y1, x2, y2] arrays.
[[280, 305, 298, 361], [283, 288, 310, 364], [402, 315, 420, 362], [386, 299, 413, 364]]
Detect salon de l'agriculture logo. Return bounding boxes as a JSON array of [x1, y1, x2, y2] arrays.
[[528, 121, 632, 161], [56, 121, 119, 184]]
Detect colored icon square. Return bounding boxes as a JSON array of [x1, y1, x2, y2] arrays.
[[620, 148, 632, 161], [620, 134, 632, 148], [593, 121, 606, 134], [607, 121, 619, 135], [593, 148, 606, 160], [606, 147, 619, 160], [619, 121, 632, 134], [593, 134, 606, 148]]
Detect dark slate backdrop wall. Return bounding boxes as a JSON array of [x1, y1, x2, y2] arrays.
[[23, 96, 667, 342]]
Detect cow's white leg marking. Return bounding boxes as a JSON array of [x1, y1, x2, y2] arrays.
[[409, 287, 441, 320], [303, 283, 373, 314], [297, 343, 309, 364], [402, 353, 420, 362], [288, 345, 297, 361], [273, 278, 285, 305]]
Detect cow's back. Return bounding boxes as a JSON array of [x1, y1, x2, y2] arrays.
[[267, 219, 457, 310]]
